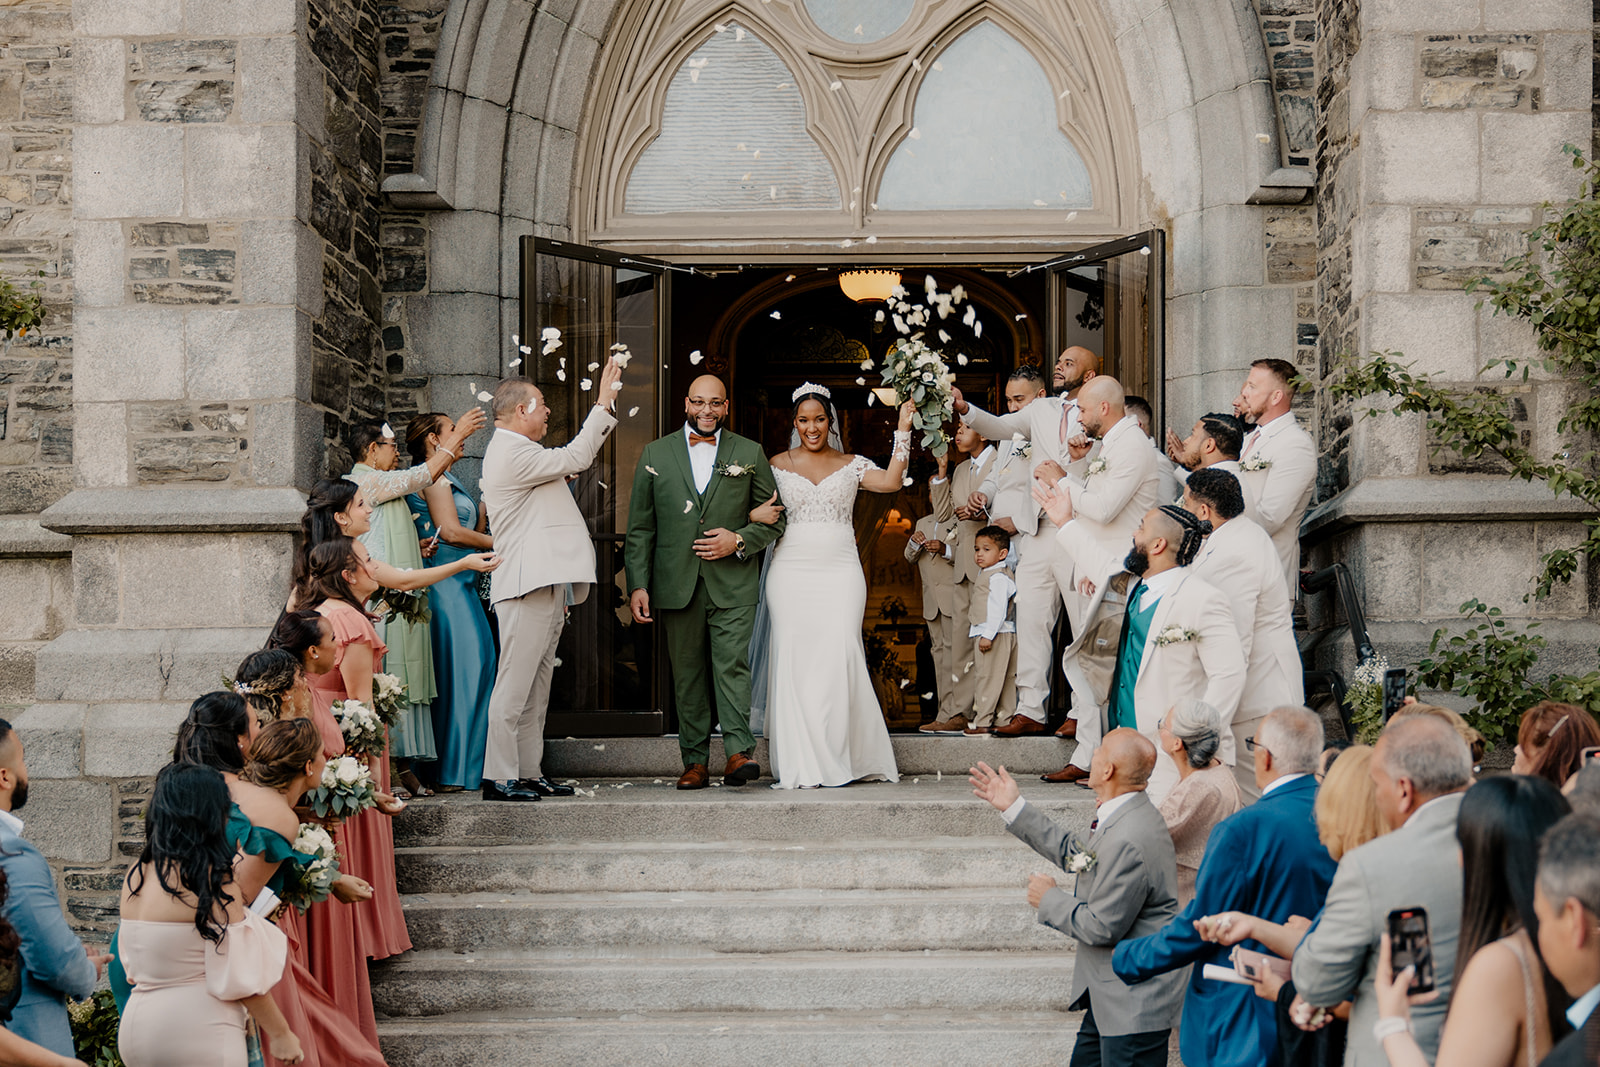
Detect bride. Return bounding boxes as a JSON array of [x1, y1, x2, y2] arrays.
[[757, 383, 914, 789]]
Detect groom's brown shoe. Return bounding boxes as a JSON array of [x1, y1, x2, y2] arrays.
[[723, 752, 761, 785], [1041, 764, 1091, 784], [677, 764, 710, 790]]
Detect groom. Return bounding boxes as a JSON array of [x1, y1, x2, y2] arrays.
[[625, 374, 786, 789]]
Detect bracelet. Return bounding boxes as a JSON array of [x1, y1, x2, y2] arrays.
[[437, 444, 458, 460], [1372, 1016, 1410, 1041], [891, 429, 912, 463]]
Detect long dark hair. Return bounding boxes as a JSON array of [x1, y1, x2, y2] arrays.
[[240, 719, 323, 794], [1455, 774, 1573, 1039], [290, 537, 370, 618], [290, 479, 359, 592], [265, 610, 328, 661], [173, 692, 250, 773], [406, 412, 448, 465], [233, 649, 301, 724], [127, 764, 237, 945]]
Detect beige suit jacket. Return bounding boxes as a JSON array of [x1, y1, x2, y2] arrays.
[[905, 515, 955, 619], [978, 438, 1042, 537], [1191, 516, 1303, 722], [931, 449, 997, 585], [1060, 415, 1161, 567], [1237, 413, 1317, 596], [480, 408, 617, 606]]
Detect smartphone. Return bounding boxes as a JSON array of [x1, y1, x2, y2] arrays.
[[1387, 907, 1436, 995], [1231, 947, 1291, 983], [1382, 668, 1408, 721], [1582, 746, 1600, 765]]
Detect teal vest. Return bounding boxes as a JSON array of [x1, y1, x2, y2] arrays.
[[1107, 583, 1156, 730]]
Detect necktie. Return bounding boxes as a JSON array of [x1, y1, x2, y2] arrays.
[[1242, 429, 1260, 458], [1089, 817, 1099, 831], [1059, 401, 1071, 444], [689, 432, 717, 446], [1128, 581, 1145, 614]]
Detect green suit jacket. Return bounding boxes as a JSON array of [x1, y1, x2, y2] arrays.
[[624, 428, 786, 611]]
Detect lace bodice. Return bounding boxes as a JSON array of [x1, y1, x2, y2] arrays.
[[772, 455, 876, 526]]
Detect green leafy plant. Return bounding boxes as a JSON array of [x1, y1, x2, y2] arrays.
[[1332, 144, 1600, 736], [69, 989, 126, 1067], [1346, 655, 1391, 745], [0, 271, 46, 341]]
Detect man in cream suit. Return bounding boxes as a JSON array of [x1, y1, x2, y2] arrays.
[[1182, 467, 1302, 796], [905, 502, 957, 727], [1291, 716, 1471, 1065], [926, 421, 997, 732], [1233, 359, 1317, 599], [1035, 489, 1246, 801], [1167, 412, 1257, 520], [478, 359, 622, 802], [1125, 396, 1181, 505], [971, 730, 1187, 1067]]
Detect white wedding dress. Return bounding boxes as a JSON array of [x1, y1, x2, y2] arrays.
[[764, 455, 901, 789]]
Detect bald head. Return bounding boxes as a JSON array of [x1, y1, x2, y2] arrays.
[[1054, 346, 1100, 394], [688, 375, 726, 400], [685, 375, 729, 434], [1097, 727, 1157, 791], [1078, 376, 1125, 439]]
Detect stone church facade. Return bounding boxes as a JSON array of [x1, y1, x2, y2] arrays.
[[0, 0, 1592, 927]]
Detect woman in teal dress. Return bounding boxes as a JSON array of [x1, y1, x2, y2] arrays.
[[405, 413, 497, 790], [343, 413, 483, 797]]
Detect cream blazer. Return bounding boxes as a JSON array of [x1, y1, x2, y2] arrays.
[[1237, 413, 1317, 597], [931, 448, 998, 586], [1060, 416, 1161, 570], [1191, 516, 1303, 723], [479, 408, 617, 606]]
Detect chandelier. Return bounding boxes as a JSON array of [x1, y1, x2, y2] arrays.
[[837, 269, 901, 304]]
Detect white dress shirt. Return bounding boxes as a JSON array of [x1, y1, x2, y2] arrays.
[[685, 423, 720, 494], [1130, 565, 1183, 611], [1568, 982, 1600, 1029], [0, 807, 22, 835], [1261, 772, 1308, 797], [971, 563, 1017, 639]]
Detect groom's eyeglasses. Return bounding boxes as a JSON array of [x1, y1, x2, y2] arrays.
[[687, 398, 727, 409]]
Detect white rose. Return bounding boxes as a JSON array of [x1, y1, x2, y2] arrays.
[[335, 759, 362, 786]]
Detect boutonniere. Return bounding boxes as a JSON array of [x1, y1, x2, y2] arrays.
[[717, 461, 752, 478], [1067, 848, 1097, 874], [1153, 626, 1200, 647], [1009, 434, 1033, 460], [1240, 456, 1272, 472], [1085, 458, 1108, 478]]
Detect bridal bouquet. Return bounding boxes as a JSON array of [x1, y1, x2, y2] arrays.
[[371, 672, 407, 728], [332, 699, 386, 759], [369, 585, 430, 626], [308, 755, 378, 819], [870, 274, 978, 458], [278, 822, 341, 914]]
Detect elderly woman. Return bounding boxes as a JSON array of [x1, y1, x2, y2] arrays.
[[1157, 698, 1245, 905], [345, 414, 484, 798]]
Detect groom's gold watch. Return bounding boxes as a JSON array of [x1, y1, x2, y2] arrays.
[[734, 533, 746, 560]]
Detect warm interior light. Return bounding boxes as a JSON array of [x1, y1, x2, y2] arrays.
[[838, 269, 902, 303], [871, 387, 900, 406]]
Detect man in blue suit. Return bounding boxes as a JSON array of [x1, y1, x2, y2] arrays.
[[1112, 705, 1337, 1067], [0, 719, 100, 1054]]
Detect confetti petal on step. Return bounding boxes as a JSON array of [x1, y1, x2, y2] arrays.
[[593, 743, 605, 750], [1066, 211, 1078, 222], [1033, 199, 1047, 206], [1256, 132, 1271, 143], [865, 235, 877, 244], [470, 382, 478, 393], [690, 350, 703, 364]]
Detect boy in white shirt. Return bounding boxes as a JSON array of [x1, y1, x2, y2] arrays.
[[967, 525, 1018, 735]]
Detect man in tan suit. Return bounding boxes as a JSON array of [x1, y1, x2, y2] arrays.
[[1232, 359, 1317, 600], [478, 359, 622, 802], [926, 421, 996, 732], [905, 493, 957, 727]]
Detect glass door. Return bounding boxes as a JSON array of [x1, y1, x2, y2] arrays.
[[520, 237, 669, 736], [1018, 230, 1166, 428]]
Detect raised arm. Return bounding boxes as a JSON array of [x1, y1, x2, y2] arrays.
[[858, 401, 917, 494], [505, 405, 618, 488]]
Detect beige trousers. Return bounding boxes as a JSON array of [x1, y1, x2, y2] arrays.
[[925, 612, 960, 722], [483, 585, 564, 782], [949, 579, 978, 718], [970, 631, 1017, 729], [1013, 525, 1074, 724]]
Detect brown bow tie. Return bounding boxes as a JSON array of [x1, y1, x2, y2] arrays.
[[688, 432, 717, 445]]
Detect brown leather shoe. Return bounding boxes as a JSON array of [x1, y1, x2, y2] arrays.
[[677, 764, 710, 790], [723, 751, 760, 784], [963, 726, 995, 735], [1054, 718, 1078, 739], [919, 715, 969, 734], [1041, 764, 1091, 784], [995, 715, 1049, 737]]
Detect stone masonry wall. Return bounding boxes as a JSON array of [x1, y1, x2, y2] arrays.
[[0, 2, 73, 512]]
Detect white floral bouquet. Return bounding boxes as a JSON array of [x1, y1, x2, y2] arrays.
[[369, 585, 430, 626], [867, 274, 987, 459], [332, 699, 386, 759], [278, 822, 341, 914], [371, 672, 407, 728], [308, 755, 378, 819], [1347, 655, 1390, 745]]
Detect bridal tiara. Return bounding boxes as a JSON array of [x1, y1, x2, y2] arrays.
[[792, 382, 832, 401]]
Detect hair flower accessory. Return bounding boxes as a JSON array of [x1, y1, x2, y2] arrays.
[[380, 422, 395, 440], [230, 680, 258, 696], [792, 382, 832, 401]]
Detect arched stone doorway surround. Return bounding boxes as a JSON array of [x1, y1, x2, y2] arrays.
[[385, 0, 1314, 426]]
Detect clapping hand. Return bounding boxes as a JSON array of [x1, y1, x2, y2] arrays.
[[1032, 477, 1074, 527], [1165, 428, 1188, 466], [595, 355, 624, 408], [968, 761, 1020, 813]]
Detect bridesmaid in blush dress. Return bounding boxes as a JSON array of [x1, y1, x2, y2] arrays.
[[117, 764, 300, 1067], [404, 413, 496, 790]]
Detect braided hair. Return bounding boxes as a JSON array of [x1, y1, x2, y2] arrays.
[[232, 649, 301, 725], [1157, 504, 1212, 566], [240, 718, 323, 793]]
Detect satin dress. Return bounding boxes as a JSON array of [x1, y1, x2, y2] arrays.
[[304, 601, 411, 1048], [406, 474, 495, 789]]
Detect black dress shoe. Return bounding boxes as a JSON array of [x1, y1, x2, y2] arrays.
[[481, 779, 540, 802], [517, 776, 576, 797]]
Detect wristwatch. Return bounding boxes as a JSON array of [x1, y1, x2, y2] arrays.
[[734, 533, 746, 561]]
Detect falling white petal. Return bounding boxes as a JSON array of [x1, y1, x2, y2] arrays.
[[735, 26, 745, 41], [856, 377, 866, 385], [1139, 246, 1151, 256], [785, 274, 796, 282], [683, 500, 694, 513], [840, 238, 853, 248], [556, 369, 566, 381], [611, 381, 623, 391], [1033, 199, 1047, 206], [690, 350, 703, 364], [902, 476, 912, 486], [932, 61, 943, 71], [628, 406, 640, 417], [559, 357, 566, 367], [1066, 211, 1079, 222], [469, 382, 478, 393], [512, 333, 520, 344], [962, 304, 976, 327], [911, 58, 922, 71], [541, 327, 561, 341], [865, 235, 877, 245], [770, 310, 782, 319], [645, 465, 658, 475], [742, 172, 751, 181], [899, 679, 911, 689], [860, 358, 874, 369], [598, 481, 607, 489], [508, 358, 521, 369], [867, 393, 877, 406], [870, 201, 879, 211], [752, 149, 761, 160], [736, 142, 746, 150], [610, 343, 628, 351], [957, 353, 968, 366], [477, 391, 493, 402], [689, 69, 701, 83], [853, 23, 863, 34], [938, 329, 950, 343], [1014, 314, 1027, 321], [713, 22, 726, 32], [829, 80, 843, 91], [1059, 88, 1071, 99], [973, 320, 983, 337], [519, 344, 532, 353], [874, 309, 885, 323], [613, 352, 632, 368], [770, 186, 777, 200], [580, 378, 592, 391], [909, 127, 921, 140], [588, 362, 599, 371]]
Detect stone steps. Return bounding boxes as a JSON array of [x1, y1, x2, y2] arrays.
[[377, 1010, 1081, 1066], [377, 781, 1098, 1067], [542, 734, 1075, 778], [371, 950, 1078, 1017]]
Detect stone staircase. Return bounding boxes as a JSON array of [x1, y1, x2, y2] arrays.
[[372, 737, 1099, 1066]]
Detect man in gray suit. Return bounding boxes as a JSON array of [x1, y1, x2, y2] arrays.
[[1291, 716, 1472, 1065], [971, 728, 1185, 1067]]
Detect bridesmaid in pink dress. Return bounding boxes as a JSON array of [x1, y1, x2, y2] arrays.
[[290, 538, 411, 1047]]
